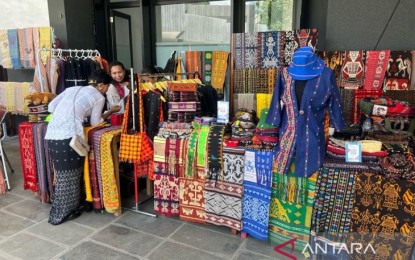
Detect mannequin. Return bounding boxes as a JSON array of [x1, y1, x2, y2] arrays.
[[266, 46, 345, 177]]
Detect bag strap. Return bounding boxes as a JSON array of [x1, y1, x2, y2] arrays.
[[138, 80, 144, 133], [121, 94, 130, 134]]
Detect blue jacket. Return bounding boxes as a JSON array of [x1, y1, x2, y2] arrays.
[[266, 67, 345, 177]]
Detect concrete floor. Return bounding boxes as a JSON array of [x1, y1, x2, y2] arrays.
[[0, 137, 302, 260]]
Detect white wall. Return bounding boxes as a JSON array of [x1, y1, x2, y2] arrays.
[[0, 0, 50, 29]]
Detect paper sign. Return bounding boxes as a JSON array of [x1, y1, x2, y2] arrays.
[[217, 101, 229, 123], [345, 141, 362, 163]]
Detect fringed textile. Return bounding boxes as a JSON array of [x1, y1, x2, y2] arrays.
[[211, 51, 229, 91], [0, 30, 12, 68], [17, 28, 35, 68]]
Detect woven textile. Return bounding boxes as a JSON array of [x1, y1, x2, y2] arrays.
[[32, 27, 39, 65], [4, 82, 15, 112], [318, 51, 344, 87], [283, 29, 318, 66], [384, 90, 415, 105], [99, 128, 121, 213], [47, 138, 83, 225], [14, 82, 30, 115], [202, 51, 213, 84], [0, 30, 12, 68], [0, 82, 5, 110], [17, 28, 35, 68], [260, 31, 284, 68], [363, 50, 390, 90], [222, 146, 245, 185], [38, 27, 51, 64], [185, 51, 202, 75], [385, 51, 412, 90], [311, 165, 357, 236], [340, 50, 366, 89], [154, 171, 180, 216], [211, 51, 229, 90], [242, 150, 271, 240], [18, 122, 38, 192], [339, 88, 354, 126], [179, 177, 205, 223], [269, 160, 317, 252], [233, 69, 245, 93], [347, 173, 415, 260], [207, 124, 226, 179], [7, 29, 21, 69], [352, 89, 383, 124], [256, 93, 272, 122], [205, 179, 243, 230], [233, 32, 261, 69], [33, 123, 52, 203]]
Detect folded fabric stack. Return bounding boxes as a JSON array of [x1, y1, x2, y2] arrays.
[[167, 82, 201, 123], [231, 109, 257, 141], [252, 109, 278, 144]]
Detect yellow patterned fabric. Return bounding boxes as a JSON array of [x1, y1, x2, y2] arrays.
[[38, 27, 51, 64], [5, 82, 15, 112], [0, 30, 12, 68], [256, 93, 272, 116], [100, 129, 122, 213], [15, 82, 31, 114], [211, 51, 229, 91]]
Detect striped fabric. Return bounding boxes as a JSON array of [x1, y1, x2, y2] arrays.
[[18, 28, 35, 68], [18, 122, 38, 192], [7, 29, 21, 69]]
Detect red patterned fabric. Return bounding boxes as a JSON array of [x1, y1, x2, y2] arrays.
[[363, 50, 390, 90], [340, 51, 366, 89], [153, 173, 179, 216], [352, 89, 383, 123], [18, 122, 38, 192], [179, 178, 205, 223], [385, 51, 412, 90]]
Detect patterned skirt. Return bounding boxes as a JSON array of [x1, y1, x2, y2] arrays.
[[47, 139, 83, 225]]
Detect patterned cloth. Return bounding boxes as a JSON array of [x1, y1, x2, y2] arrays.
[[17, 28, 35, 68], [311, 165, 357, 236], [207, 124, 226, 179], [47, 138, 83, 225], [88, 125, 106, 209], [99, 128, 121, 213], [179, 177, 205, 223], [185, 51, 202, 76], [318, 51, 344, 87], [352, 89, 383, 124], [339, 88, 354, 126], [211, 51, 229, 91], [7, 29, 21, 69], [233, 32, 261, 69], [0, 30, 12, 68], [256, 93, 272, 116], [347, 173, 415, 260], [0, 82, 5, 110], [340, 50, 366, 89], [202, 51, 213, 84], [363, 50, 390, 90], [261, 31, 284, 68], [385, 51, 412, 90], [18, 122, 38, 192], [284, 29, 318, 66], [33, 123, 53, 203], [38, 27, 51, 64], [242, 150, 271, 240], [269, 160, 317, 252]]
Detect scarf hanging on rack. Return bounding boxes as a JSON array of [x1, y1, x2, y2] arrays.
[[363, 50, 390, 90], [38, 27, 51, 64], [0, 30, 12, 68], [202, 51, 213, 84], [211, 51, 229, 91], [5, 82, 15, 112], [32, 55, 49, 93], [185, 51, 201, 77], [7, 29, 21, 69], [14, 82, 30, 115], [385, 50, 412, 91], [47, 57, 59, 94], [99, 128, 122, 213], [17, 28, 35, 68], [18, 122, 38, 192]]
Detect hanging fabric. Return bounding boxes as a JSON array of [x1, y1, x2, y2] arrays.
[[0, 30, 12, 68]]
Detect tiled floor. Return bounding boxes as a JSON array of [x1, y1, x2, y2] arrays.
[[0, 137, 304, 260]]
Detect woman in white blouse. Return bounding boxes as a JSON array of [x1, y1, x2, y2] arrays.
[[45, 69, 120, 225], [107, 61, 130, 112]]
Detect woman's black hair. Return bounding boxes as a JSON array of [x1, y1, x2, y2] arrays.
[[109, 61, 125, 71], [88, 69, 112, 86]]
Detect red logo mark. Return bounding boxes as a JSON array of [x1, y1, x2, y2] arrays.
[[274, 238, 297, 260]]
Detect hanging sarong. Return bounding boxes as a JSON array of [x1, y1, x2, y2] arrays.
[[38, 27, 51, 64], [18, 122, 38, 192], [385, 50, 412, 91], [185, 51, 202, 76], [211, 51, 229, 91], [363, 50, 390, 90], [18, 28, 35, 68], [340, 50, 366, 89], [33, 123, 52, 203]]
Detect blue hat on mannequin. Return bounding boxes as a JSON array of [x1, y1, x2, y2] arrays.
[[288, 47, 325, 80]]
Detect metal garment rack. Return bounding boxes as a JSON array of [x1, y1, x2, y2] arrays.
[[35, 48, 102, 91]]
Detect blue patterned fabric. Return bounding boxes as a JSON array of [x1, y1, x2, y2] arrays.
[[7, 29, 21, 69], [255, 149, 276, 187], [261, 31, 283, 68]]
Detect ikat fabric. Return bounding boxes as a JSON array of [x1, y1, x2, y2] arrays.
[[385, 51, 412, 90]]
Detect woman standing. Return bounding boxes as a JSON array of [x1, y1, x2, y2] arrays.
[[45, 69, 120, 225]]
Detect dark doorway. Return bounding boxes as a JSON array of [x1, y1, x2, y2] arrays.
[[110, 10, 134, 69]]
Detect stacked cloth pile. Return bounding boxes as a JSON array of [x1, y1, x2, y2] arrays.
[[167, 82, 201, 123], [252, 108, 279, 144], [231, 109, 257, 141]]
